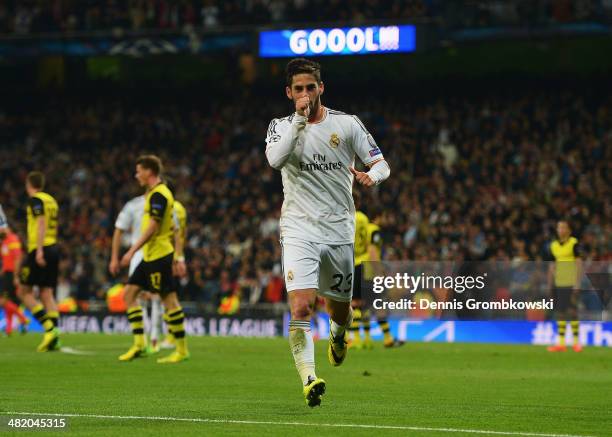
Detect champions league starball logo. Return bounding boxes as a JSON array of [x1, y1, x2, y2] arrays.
[[109, 39, 178, 57]]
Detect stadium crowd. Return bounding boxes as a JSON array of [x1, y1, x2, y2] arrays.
[[1, 0, 611, 35], [0, 88, 610, 308]]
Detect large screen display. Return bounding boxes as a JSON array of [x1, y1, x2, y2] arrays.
[[259, 25, 416, 57]]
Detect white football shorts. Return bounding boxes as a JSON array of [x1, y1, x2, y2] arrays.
[[280, 237, 354, 302], [129, 249, 144, 277]]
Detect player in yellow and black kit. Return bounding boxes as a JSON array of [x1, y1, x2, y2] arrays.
[[349, 199, 402, 349], [159, 183, 188, 350], [118, 155, 189, 363], [17, 172, 61, 352], [547, 220, 583, 352]]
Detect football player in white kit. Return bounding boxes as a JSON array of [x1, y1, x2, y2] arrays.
[[265, 58, 390, 407]]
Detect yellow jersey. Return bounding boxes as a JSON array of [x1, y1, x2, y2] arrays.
[[173, 199, 187, 257], [550, 237, 580, 287], [142, 183, 174, 261], [27, 192, 58, 252], [355, 212, 383, 266], [361, 222, 383, 279], [354, 211, 369, 266]]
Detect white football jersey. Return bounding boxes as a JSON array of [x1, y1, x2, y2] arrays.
[[115, 195, 145, 246], [265, 107, 384, 244]]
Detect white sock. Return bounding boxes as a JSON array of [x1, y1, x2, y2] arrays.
[[150, 298, 163, 343], [288, 320, 316, 385], [330, 309, 352, 338]]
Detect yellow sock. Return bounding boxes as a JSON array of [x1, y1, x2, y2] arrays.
[[379, 319, 393, 343], [32, 304, 54, 332], [570, 321, 580, 345], [47, 310, 59, 328], [163, 313, 174, 340], [557, 320, 567, 346], [167, 308, 187, 354], [127, 306, 145, 348]]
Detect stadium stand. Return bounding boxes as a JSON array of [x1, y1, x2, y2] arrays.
[[0, 87, 609, 308], [1, 0, 612, 35]]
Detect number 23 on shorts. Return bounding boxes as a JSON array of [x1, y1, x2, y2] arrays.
[[331, 273, 352, 293]]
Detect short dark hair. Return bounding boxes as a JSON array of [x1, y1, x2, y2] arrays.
[[136, 155, 163, 176], [286, 58, 321, 86], [557, 219, 571, 229], [26, 171, 45, 190]]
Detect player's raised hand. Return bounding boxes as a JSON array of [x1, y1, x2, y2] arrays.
[[350, 167, 375, 187], [296, 96, 310, 117]]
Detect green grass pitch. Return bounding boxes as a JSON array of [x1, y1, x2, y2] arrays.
[[0, 334, 610, 436]]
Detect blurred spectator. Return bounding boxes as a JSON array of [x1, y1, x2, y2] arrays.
[[2, 0, 611, 36]]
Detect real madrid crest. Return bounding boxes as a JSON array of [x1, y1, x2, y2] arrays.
[[287, 270, 294, 282], [329, 133, 340, 148]]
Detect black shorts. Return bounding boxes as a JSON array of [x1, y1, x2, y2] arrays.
[[2, 272, 17, 301], [128, 253, 175, 296], [19, 245, 59, 289], [553, 287, 576, 313]]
